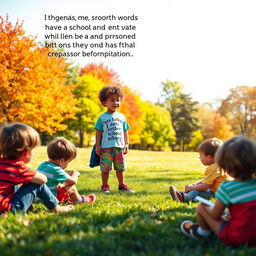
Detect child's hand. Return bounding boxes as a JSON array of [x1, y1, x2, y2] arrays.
[[96, 146, 102, 156], [185, 184, 193, 192], [70, 170, 80, 177], [123, 145, 129, 155]]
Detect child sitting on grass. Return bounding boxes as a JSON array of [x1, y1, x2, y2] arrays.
[[170, 138, 232, 202], [180, 136, 256, 246], [37, 137, 96, 204], [0, 122, 73, 214]]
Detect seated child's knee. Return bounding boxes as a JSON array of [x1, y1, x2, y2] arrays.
[[67, 185, 77, 194]]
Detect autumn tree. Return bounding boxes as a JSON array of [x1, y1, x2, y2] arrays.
[[203, 113, 234, 140], [219, 86, 256, 138], [119, 86, 144, 145], [80, 63, 121, 85], [0, 15, 77, 134], [196, 104, 234, 140]]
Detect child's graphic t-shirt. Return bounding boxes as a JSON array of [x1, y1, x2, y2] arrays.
[[94, 112, 130, 149]]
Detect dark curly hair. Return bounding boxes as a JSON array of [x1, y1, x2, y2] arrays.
[[215, 136, 256, 181], [98, 85, 124, 104]]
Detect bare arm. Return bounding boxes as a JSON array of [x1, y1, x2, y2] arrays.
[[123, 130, 129, 155], [193, 179, 203, 185], [208, 198, 226, 219], [95, 130, 102, 156], [64, 170, 80, 186], [30, 172, 47, 185]]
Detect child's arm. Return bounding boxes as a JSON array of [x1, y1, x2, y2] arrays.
[[193, 179, 203, 185], [95, 130, 102, 156], [64, 170, 80, 186], [123, 130, 129, 155], [185, 182, 211, 192], [207, 198, 226, 219], [30, 172, 47, 184]]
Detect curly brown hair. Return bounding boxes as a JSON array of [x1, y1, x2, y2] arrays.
[[215, 136, 256, 181], [98, 85, 124, 104]]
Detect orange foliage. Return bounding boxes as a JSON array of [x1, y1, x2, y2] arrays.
[[80, 63, 121, 85], [204, 113, 234, 140], [0, 15, 77, 134], [119, 86, 144, 144]]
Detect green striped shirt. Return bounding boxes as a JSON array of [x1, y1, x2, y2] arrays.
[[215, 178, 256, 206]]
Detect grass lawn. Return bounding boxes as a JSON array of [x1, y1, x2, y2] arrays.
[[0, 147, 255, 256]]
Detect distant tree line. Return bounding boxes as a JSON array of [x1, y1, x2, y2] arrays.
[[1, 15, 255, 151]]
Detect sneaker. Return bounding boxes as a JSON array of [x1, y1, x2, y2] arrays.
[[118, 184, 135, 193], [101, 184, 110, 193], [180, 220, 200, 239], [81, 194, 96, 204], [169, 186, 183, 201]]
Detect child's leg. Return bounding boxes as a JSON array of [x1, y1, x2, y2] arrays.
[[10, 183, 73, 213], [196, 203, 224, 234], [65, 185, 80, 202], [186, 189, 214, 202], [113, 148, 125, 185], [100, 148, 112, 186], [116, 170, 124, 185], [102, 171, 109, 185], [67, 185, 96, 204]]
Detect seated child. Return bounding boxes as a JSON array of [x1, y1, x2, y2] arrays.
[[37, 137, 96, 204], [169, 138, 232, 202], [180, 136, 256, 246], [0, 122, 73, 214]]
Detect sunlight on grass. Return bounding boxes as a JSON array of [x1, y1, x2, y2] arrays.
[[1, 147, 255, 256]]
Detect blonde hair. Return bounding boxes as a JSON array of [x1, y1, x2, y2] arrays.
[[0, 122, 40, 159], [215, 136, 256, 181], [197, 138, 223, 157], [47, 137, 77, 161]]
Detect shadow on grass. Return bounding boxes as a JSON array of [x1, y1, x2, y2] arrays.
[[3, 205, 255, 256]]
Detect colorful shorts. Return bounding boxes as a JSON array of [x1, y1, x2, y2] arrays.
[[101, 147, 125, 172], [56, 185, 71, 203]]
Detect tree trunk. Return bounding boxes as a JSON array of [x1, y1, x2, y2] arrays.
[[79, 129, 84, 148]]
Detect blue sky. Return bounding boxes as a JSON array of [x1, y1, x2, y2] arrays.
[[1, 0, 256, 104]]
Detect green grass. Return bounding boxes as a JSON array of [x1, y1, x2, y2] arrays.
[[1, 147, 255, 256]]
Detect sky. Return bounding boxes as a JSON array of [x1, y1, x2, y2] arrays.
[[1, 0, 256, 104]]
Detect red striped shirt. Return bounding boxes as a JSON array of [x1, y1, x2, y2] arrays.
[[0, 158, 36, 212]]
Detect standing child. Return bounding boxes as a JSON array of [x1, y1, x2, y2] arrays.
[[95, 85, 134, 193], [170, 138, 232, 202], [180, 136, 256, 246], [0, 122, 73, 214], [37, 137, 96, 204]]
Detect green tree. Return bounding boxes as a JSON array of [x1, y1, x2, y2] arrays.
[[69, 74, 105, 147], [187, 130, 204, 151], [159, 80, 199, 151], [140, 101, 176, 150]]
